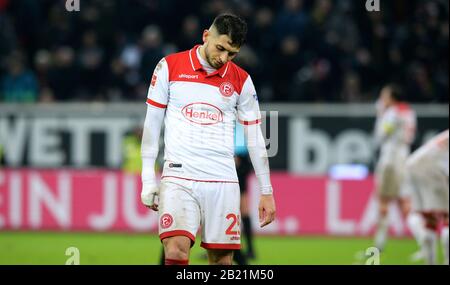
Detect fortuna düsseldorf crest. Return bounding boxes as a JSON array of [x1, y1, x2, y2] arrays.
[[219, 82, 234, 97]]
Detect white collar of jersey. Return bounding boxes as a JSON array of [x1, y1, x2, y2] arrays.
[[196, 47, 216, 75], [189, 45, 230, 78]]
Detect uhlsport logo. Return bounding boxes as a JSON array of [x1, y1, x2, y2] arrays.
[[219, 82, 234, 97], [160, 213, 173, 229], [182, 102, 224, 125], [179, 74, 199, 80]]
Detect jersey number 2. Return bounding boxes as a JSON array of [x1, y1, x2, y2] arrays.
[[225, 213, 240, 235]]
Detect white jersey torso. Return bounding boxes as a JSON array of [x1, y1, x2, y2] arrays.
[[146, 46, 261, 183]]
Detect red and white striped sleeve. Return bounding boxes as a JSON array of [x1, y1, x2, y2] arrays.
[[237, 76, 261, 126], [146, 58, 169, 109]]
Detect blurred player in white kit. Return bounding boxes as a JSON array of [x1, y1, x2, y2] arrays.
[[404, 130, 449, 265], [139, 13, 276, 265], [373, 84, 417, 251]]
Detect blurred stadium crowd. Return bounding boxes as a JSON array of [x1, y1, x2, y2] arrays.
[[0, 0, 448, 103]]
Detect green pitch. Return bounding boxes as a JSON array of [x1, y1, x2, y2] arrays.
[[0, 231, 438, 265]]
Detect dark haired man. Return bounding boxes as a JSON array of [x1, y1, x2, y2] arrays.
[[141, 14, 276, 265]]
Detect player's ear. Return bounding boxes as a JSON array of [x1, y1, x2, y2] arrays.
[[202, 29, 209, 43]]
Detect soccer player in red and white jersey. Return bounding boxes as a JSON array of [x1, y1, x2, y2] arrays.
[[373, 84, 417, 251], [140, 14, 276, 265], [404, 130, 449, 265]]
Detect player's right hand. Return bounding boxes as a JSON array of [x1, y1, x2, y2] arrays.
[[259, 194, 276, 228], [141, 183, 160, 211]]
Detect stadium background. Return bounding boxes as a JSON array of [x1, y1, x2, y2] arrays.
[[0, 0, 448, 264]]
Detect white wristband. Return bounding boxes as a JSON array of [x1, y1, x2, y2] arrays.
[[260, 185, 273, 195]]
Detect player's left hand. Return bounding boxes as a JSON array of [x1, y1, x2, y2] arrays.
[[258, 194, 276, 227], [141, 183, 160, 211]]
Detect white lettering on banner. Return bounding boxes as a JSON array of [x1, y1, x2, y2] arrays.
[[0, 117, 138, 167], [289, 118, 373, 174], [88, 173, 117, 230], [30, 118, 64, 167], [105, 120, 136, 167], [326, 180, 356, 235], [0, 170, 414, 234], [0, 114, 444, 170], [64, 118, 136, 168], [66, 119, 92, 167], [10, 172, 22, 229], [29, 172, 72, 229], [289, 119, 330, 174], [0, 117, 27, 166], [335, 130, 373, 165], [283, 216, 300, 233], [358, 193, 405, 236], [67, 118, 136, 167], [358, 193, 378, 235], [123, 174, 157, 230]]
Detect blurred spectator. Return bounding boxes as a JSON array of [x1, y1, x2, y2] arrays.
[[0, 0, 448, 103], [1, 52, 38, 102], [274, 0, 309, 41], [341, 71, 363, 102], [34, 49, 51, 89], [0, 1, 17, 68], [273, 35, 305, 101], [47, 46, 79, 101], [44, 4, 76, 48], [248, 7, 275, 55], [78, 30, 105, 101], [140, 25, 164, 84], [177, 15, 201, 51], [406, 63, 435, 102]]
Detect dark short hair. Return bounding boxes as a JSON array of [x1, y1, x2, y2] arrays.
[[211, 13, 247, 47], [385, 83, 404, 102]]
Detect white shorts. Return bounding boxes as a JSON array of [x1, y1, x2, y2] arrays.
[[375, 149, 410, 199], [158, 177, 241, 250], [375, 161, 406, 199]]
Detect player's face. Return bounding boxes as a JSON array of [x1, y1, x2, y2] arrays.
[[379, 87, 394, 109], [202, 29, 240, 69]]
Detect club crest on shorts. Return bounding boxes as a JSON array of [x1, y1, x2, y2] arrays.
[[219, 82, 234, 97], [160, 213, 173, 229]]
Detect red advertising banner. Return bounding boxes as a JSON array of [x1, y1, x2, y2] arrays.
[[0, 169, 158, 232], [0, 169, 409, 236], [247, 173, 409, 236]]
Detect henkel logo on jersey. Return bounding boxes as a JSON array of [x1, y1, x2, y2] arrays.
[[182, 102, 224, 125]]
